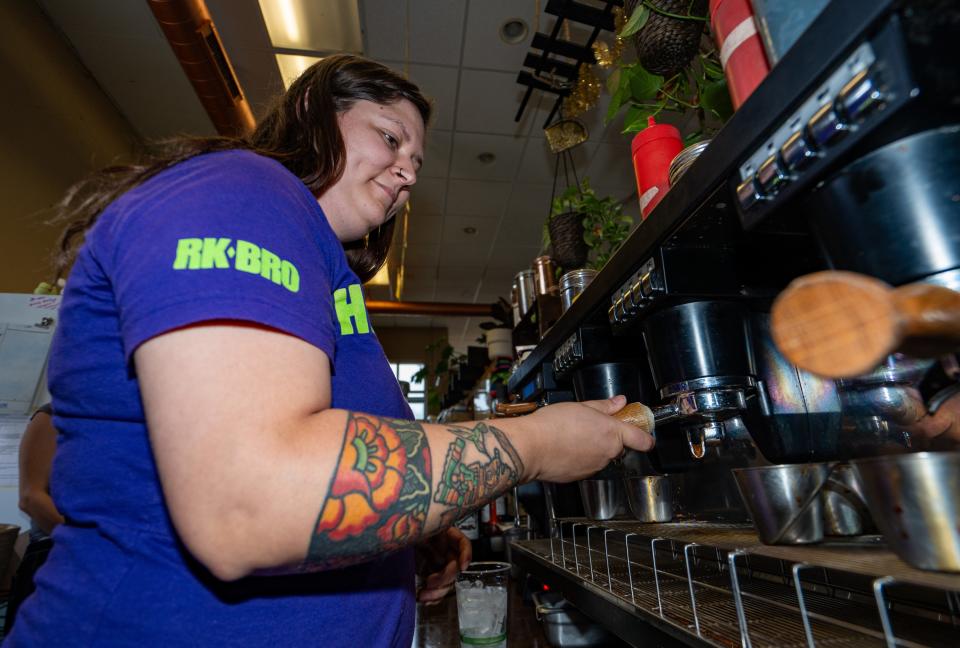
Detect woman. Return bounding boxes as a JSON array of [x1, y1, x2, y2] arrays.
[[7, 55, 652, 646]]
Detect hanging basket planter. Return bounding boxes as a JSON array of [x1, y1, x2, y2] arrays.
[[548, 211, 589, 270], [628, 0, 708, 78]]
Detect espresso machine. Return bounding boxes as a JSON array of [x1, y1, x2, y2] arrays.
[[506, 2, 960, 646]]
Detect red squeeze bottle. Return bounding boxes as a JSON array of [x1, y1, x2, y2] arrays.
[[631, 116, 683, 219], [710, 0, 770, 109]]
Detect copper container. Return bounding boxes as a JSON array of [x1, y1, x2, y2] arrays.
[[533, 256, 559, 296]]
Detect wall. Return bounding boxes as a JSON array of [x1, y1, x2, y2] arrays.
[[0, 0, 140, 293], [377, 326, 448, 364]]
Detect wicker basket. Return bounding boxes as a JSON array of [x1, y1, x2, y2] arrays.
[[547, 211, 588, 270], [629, 0, 708, 78]]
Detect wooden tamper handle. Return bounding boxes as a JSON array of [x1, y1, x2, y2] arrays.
[[495, 400, 658, 437], [771, 270, 960, 379]]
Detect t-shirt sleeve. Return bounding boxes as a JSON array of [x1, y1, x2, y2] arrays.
[[93, 153, 337, 364]]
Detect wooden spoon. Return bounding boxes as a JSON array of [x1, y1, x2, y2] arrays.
[[771, 270, 960, 379]]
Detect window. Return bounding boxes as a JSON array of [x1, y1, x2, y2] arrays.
[[388, 362, 426, 420]]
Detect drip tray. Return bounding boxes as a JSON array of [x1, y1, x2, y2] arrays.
[[510, 519, 960, 648]]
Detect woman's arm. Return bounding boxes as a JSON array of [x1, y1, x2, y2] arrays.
[[18, 411, 66, 534], [136, 323, 652, 581]]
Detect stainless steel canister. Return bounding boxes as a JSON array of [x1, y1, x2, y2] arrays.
[[668, 139, 711, 187], [559, 268, 598, 312], [514, 269, 536, 318]]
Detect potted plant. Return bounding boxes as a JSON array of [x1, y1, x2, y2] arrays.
[[545, 184, 590, 270], [606, 1, 733, 142], [545, 178, 635, 272]]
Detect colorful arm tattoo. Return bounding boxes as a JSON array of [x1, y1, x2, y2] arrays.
[[306, 414, 523, 568]]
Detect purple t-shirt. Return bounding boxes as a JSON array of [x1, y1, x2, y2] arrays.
[[9, 151, 415, 646]]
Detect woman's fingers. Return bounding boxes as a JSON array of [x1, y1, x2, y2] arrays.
[[578, 395, 626, 415]]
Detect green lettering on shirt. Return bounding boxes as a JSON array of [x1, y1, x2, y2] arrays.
[[172, 237, 300, 293], [333, 284, 369, 335]]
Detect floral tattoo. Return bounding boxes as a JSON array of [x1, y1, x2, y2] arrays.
[[307, 414, 522, 567]]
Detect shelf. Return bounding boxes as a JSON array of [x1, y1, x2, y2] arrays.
[[507, 0, 897, 395]]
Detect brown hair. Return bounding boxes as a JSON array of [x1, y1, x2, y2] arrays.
[[53, 54, 431, 283]]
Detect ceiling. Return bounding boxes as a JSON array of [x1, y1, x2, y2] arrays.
[[35, 0, 643, 351]]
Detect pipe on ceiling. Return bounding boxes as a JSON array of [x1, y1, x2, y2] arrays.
[[366, 300, 495, 317], [146, 0, 255, 136]]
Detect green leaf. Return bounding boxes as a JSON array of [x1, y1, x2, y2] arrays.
[[605, 67, 621, 95], [701, 78, 734, 122], [622, 107, 658, 133], [627, 65, 663, 101], [619, 4, 649, 38]]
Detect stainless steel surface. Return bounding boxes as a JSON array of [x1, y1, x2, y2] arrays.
[[736, 177, 761, 211], [624, 476, 673, 523], [668, 140, 712, 187], [578, 479, 626, 521], [532, 591, 614, 648], [733, 463, 831, 544], [821, 463, 874, 536], [559, 269, 597, 312], [515, 269, 536, 318], [852, 452, 960, 571], [513, 519, 960, 648]]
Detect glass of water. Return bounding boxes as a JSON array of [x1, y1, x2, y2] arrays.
[[455, 561, 510, 647]]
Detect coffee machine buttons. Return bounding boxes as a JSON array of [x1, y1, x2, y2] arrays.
[[807, 102, 847, 148], [755, 155, 787, 195], [736, 177, 761, 211], [608, 303, 619, 325], [838, 68, 883, 122], [779, 130, 817, 173]]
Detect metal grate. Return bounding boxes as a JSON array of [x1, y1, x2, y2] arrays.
[[512, 519, 960, 648]]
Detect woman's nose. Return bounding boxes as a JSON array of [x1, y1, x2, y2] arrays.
[[396, 159, 417, 186]]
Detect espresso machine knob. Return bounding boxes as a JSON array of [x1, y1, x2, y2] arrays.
[[755, 155, 788, 195], [736, 176, 762, 211], [779, 130, 817, 173], [807, 101, 848, 147], [838, 68, 883, 122]]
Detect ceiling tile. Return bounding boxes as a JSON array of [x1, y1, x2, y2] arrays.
[[362, 0, 466, 66], [421, 130, 452, 179], [446, 179, 511, 220], [486, 242, 543, 274], [516, 137, 597, 184], [456, 69, 540, 137], [439, 243, 492, 267], [503, 182, 553, 244], [585, 142, 640, 205], [461, 0, 537, 72], [440, 215, 496, 247], [406, 64, 459, 132], [405, 243, 440, 267], [406, 211, 445, 245], [449, 133, 524, 181], [410, 177, 446, 215]]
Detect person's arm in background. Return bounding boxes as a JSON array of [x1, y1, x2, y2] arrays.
[[136, 323, 653, 582], [18, 410, 65, 534]]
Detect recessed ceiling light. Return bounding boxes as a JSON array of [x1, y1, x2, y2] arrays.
[[463, 226, 478, 235], [477, 152, 496, 164], [500, 18, 529, 45]]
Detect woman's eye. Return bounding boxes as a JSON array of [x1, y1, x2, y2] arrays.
[[382, 131, 399, 149]]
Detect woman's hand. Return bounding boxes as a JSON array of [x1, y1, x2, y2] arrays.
[[415, 527, 472, 605], [516, 395, 655, 483]]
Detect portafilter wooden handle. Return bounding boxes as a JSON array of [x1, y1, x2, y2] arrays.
[[771, 270, 960, 379], [495, 400, 657, 437], [613, 402, 656, 437]]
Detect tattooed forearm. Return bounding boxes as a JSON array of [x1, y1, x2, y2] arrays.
[[434, 421, 523, 526], [308, 414, 432, 567], [306, 415, 524, 569]]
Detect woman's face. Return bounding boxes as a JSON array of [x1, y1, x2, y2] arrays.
[[319, 98, 425, 242]]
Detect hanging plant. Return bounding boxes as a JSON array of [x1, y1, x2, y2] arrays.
[[606, 1, 733, 142]]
